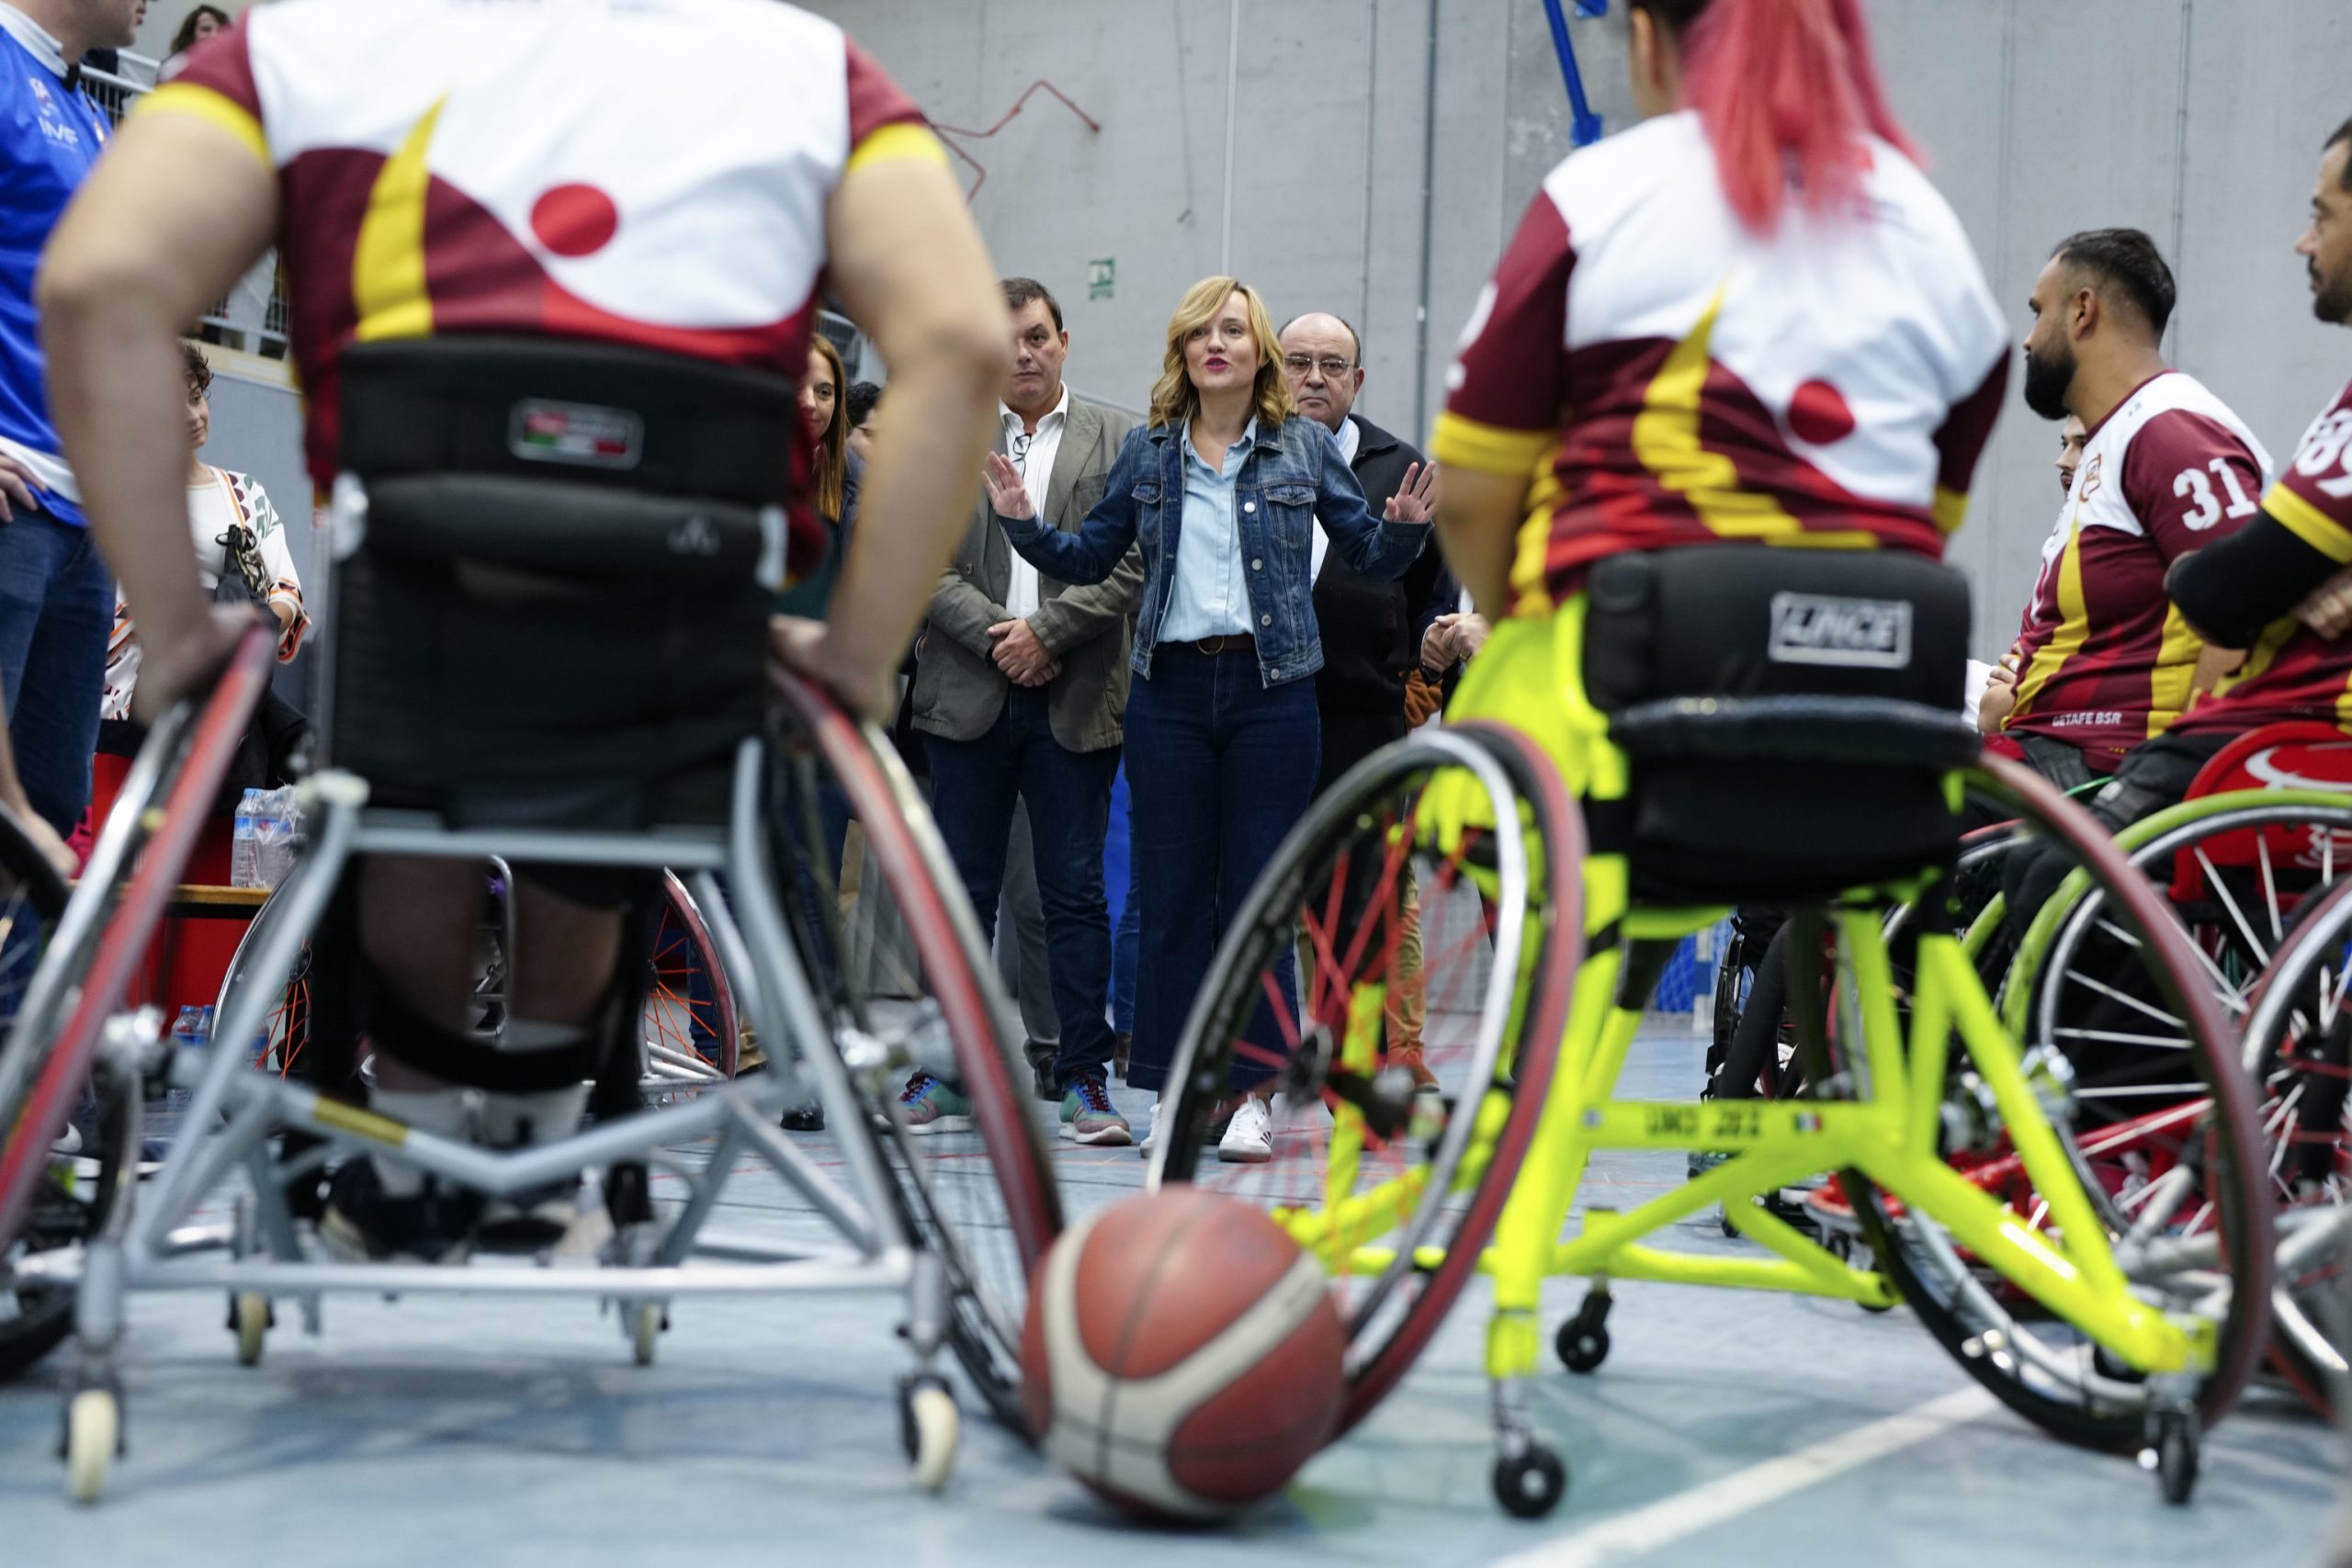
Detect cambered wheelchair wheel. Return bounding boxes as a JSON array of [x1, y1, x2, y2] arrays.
[[771, 673, 1060, 1438], [2026, 797, 2352, 1422], [639, 873, 739, 1093], [0, 801, 85, 1382], [1149, 721, 1581, 1434], [1835, 755, 2274, 1453], [2232, 871, 2352, 1416], [0, 627, 273, 1268]]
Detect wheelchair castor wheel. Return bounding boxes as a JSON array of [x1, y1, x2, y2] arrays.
[[229, 1291, 272, 1367], [62, 1384, 123, 1505], [1492, 1441, 1567, 1518], [899, 1372, 958, 1493], [2144, 1408, 2199, 1506], [1555, 1289, 1612, 1374]]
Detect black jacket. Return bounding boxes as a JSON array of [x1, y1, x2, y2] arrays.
[[1312, 414, 1443, 716]]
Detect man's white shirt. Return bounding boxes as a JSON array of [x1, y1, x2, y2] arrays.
[[1001, 385, 1069, 620]]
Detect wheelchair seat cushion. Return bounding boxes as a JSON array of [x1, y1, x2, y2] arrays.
[[1581, 547, 1975, 903]]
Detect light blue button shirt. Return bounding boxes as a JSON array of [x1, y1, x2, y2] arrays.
[[1158, 415, 1258, 643]]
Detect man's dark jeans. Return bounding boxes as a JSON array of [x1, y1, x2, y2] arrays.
[[0, 510, 110, 834], [925, 686, 1119, 1090]]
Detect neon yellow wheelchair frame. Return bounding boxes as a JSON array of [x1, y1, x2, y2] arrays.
[[1421, 606, 2215, 1391], [1475, 902, 2210, 1385]]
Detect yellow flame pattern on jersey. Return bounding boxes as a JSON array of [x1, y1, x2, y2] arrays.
[[353, 97, 447, 344]]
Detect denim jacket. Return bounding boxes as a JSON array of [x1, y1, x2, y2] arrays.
[[997, 414, 1430, 687]]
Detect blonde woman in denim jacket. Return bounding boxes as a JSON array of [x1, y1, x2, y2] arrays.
[[986, 276, 1434, 1161]]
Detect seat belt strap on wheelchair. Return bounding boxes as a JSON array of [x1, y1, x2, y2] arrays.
[[1783, 908, 1837, 1083], [588, 893, 661, 1122], [1581, 795, 1637, 861], [1615, 939, 1678, 1011], [366, 982, 606, 1094]]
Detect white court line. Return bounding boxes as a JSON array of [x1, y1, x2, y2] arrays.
[[1491, 1385, 1999, 1568]]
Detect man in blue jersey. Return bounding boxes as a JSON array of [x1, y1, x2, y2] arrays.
[[0, 0, 142, 843]]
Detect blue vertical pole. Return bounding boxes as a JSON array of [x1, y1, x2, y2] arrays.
[[1542, 0, 1609, 148]]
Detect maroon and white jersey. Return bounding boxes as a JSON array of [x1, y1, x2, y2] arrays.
[[140, 0, 937, 574], [1430, 109, 2008, 615], [2003, 371, 2271, 768], [2175, 373, 2352, 737]]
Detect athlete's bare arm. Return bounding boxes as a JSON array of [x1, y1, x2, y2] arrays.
[[1432, 468, 1530, 623], [40, 111, 276, 723]]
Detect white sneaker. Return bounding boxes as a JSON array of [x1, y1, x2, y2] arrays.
[[50, 1122, 81, 1157], [1136, 1099, 1162, 1158], [1217, 1096, 1273, 1164]]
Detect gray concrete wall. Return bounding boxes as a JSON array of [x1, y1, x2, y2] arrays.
[[809, 0, 2352, 654]]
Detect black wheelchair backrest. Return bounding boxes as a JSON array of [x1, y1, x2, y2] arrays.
[[1579, 547, 1977, 905]]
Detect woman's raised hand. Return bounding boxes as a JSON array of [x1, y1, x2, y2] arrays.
[[983, 452, 1035, 521], [1383, 460, 1437, 525]]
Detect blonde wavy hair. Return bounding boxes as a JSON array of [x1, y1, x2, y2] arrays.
[[1147, 276, 1295, 431]]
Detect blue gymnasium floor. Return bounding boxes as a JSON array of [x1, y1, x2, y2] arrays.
[[0, 1030, 2336, 1568]]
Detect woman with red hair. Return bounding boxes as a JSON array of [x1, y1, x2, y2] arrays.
[[1431, 0, 2008, 753], [1426, 0, 2011, 1506]]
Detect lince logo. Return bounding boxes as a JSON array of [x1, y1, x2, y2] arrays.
[[1767, 592, 1913, 669]]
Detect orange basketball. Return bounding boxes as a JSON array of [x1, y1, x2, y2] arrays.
[[1021, 1186, 1346, 1519]]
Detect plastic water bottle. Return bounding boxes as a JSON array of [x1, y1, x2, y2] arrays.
[[249, 785, 301, 888], [232, 790, 263, 888], [158, 1004, 210, 1136]]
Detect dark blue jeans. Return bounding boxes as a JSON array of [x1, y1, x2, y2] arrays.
[[0, 511, 109, 834], [925, 685, 1119, 1089], [1123, 649, 1319, 1095]]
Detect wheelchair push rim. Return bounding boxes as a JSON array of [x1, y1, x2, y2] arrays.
[[0, 626, 273, 1256], [771, 671, 1061, 1436]]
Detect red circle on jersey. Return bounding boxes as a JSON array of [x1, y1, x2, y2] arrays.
[[530, 184, 620, 258], [1787, 379, 1857, 446]]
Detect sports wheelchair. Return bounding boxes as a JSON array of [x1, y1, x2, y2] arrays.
[[1147, 546, 2276, 1516], [1720, 719, 2352, 1418], [0, 339, 1057, 1503]]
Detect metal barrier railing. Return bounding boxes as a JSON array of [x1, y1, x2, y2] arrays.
[[83, 62, 290, 361]]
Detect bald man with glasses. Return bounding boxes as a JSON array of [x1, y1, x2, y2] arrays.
[[1277, 312, 1443, 792]]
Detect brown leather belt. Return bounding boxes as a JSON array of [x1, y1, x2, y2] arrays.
[[1163, 633, 1256, 657]]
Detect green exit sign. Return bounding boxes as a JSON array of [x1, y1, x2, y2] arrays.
[[1088, 258, 1114, 300]]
